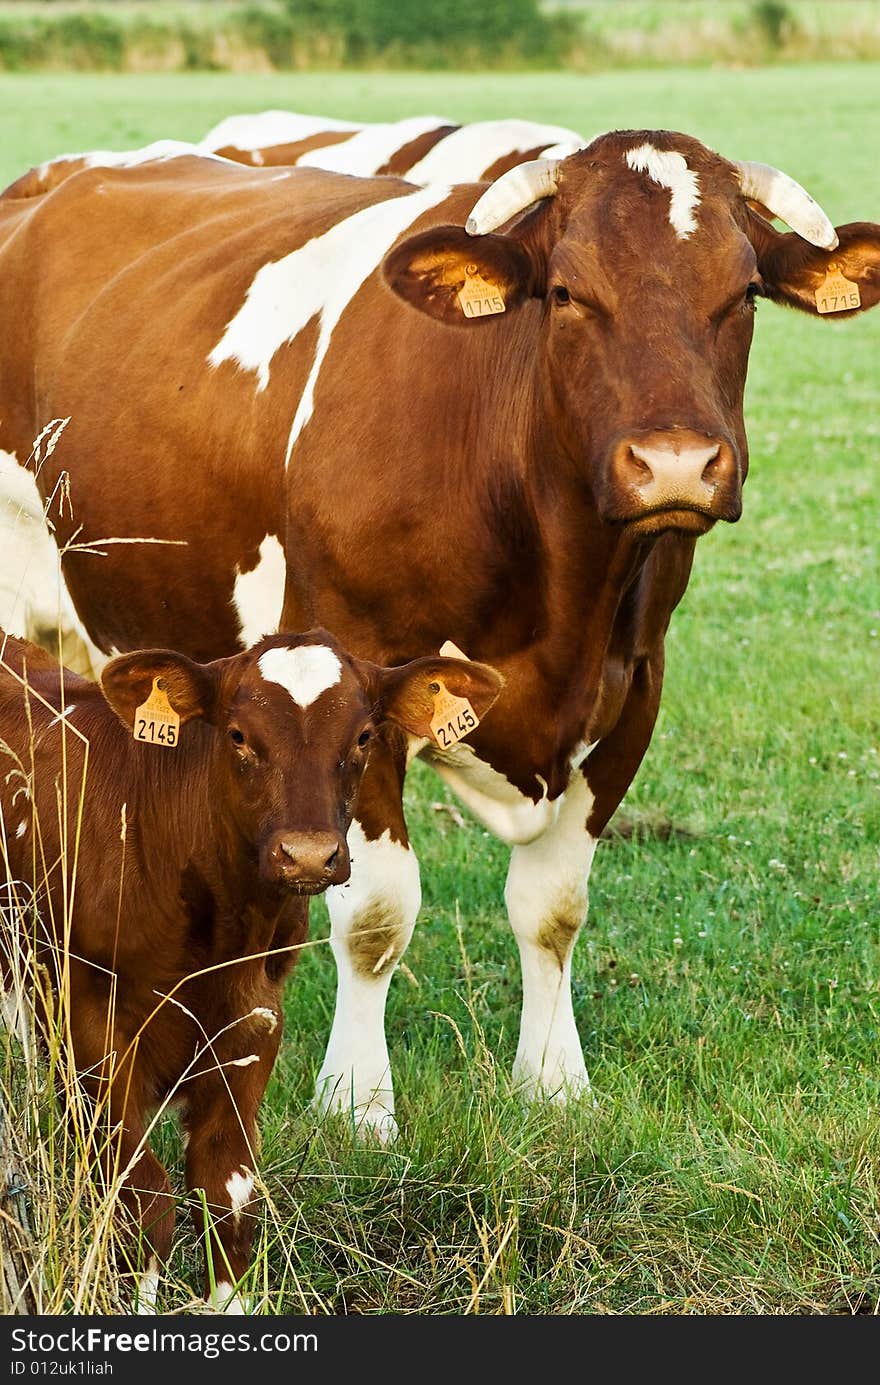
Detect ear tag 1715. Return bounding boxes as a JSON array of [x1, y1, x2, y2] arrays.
[[815, 266, 861, 314], [133, 677, 180, 748], [457, 264, 506, 319]]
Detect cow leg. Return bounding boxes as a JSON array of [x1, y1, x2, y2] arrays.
[[316, 744, 419, 1142], [101, 1092, 175, 1313], [183, 1035, 276, 1314], [505, 770, 597, 1100]]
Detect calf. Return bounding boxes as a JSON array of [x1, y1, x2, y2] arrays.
[[0, 630, 500, 1311]]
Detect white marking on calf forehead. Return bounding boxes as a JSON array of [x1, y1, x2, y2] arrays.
[[232, 534, 286, 648], [406, 118, 585, 183], [206, 185, 450, 464], [201, 110, 361, 153], [258, 644, 342, 709], [297, 115, 452, 175], [625, 143, 700, 240]]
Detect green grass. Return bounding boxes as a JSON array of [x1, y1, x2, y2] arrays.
[[2, 65, 879, 1315]]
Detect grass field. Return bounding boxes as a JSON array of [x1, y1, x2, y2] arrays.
[[1, 64, 879, 1315]]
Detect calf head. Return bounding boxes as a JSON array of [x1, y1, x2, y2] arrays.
[[101, 630, 501, 893], [386, 130, 880, 537]]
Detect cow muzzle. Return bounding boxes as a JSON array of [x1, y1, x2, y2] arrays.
[[263, 829, 351, 894], [606, 429, 742, 534]]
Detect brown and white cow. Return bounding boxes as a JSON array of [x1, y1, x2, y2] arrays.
[[0, 133, 877, 1142], [2, 114, 584, 201], [0, 629, 500, 1308]]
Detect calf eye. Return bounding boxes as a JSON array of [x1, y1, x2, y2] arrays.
[[357, 728, 372, 747], [229, 728, 245, 747], [552, 284, 571, 306]]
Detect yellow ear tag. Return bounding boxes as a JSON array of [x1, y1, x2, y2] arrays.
[[429, 679, 479, 750], [457, 264, 506, 319], [133, 677, 180, 749], [815, 266, 861, 315], [439, 639, 469, 660]]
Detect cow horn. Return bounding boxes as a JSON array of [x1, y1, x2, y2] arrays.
[[735, 160, 838, 250], [466, 157, 562, 236]]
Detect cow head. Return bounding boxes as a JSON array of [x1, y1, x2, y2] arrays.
[[385, 130, 880, 537], [101, 631, 502, 894]]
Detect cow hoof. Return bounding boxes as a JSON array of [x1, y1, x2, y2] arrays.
[[355, 1106, 399, 1145]]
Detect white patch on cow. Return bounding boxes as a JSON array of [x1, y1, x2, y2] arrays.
[[232, 534, 286, 648], [248, 1005, 278, 1032], [210, 1281, 248, 1314], [226, 1168, 254, 1220], [625, 143, 701, 239], [258, 644, 341, 709], [505, 772, 597, 1100], [406, 118, 585, 183], [58, 139, 231, 174], [0, 449, 107, 678], [15, 820, 27, 839], [135, 1259, 160, 1315], [297, 115, 451, 175], [200, 110, 361, 154], [316, 820, 422, 1142], [421, 739, 561, 846], [205, 184, 451, 462]]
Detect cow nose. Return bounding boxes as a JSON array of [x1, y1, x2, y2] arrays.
[[612, 429, 741, 520], [269, 830, 350, 890]]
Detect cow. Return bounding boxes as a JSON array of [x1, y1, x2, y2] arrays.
[[0, 132, 877, 1146], [0, 629, 500, 1309], [2, 114, 584, 201]]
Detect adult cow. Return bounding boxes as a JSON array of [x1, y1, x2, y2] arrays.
[[2, 114, 584, 200], [0, 133, 877, 1140]]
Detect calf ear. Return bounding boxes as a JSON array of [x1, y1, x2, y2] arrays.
[[101, 650, 219, 730], [384, 225, 539, 326], [753, 217, 880, 317], [371, 656, 503, 739]]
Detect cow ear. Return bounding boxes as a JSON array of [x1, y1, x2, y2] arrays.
[[101, 650, 219, 730], [752, 217, 880, 317], [367, 656, 503, 738], [384, 225, 539, 325]]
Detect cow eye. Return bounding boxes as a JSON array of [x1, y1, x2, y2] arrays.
[[551, 284, 571, 306], [229, 727, 245, 747], [357, 728, 372, 748]]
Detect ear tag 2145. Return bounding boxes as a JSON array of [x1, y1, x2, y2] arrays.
[[134, 677, 180, 748], [430, 640, 479, 749], [457, 264, 506, 319], [815, 266, 861, 314]]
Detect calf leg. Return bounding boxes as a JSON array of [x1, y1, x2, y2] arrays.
[[316, 744, 420, 1141], [101, 1092, 175, 1313], [183, 1044, 275, 1313], [505, 771, 598, 1100]]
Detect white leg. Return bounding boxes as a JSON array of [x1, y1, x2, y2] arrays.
[[315, 820, 421, 1142], [209, 1281, 249, 1314], [135, 1258, 160, 1315], [505, 773, 598, 1101]]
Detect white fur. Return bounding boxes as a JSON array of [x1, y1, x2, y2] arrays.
[[406, 118, 584, 183], [201, 110, 361, 152], [135, 1260, 160, 1315], [316, 820, 422, 1141], [297, 115, 451, 175], [421, 739, 560, 845], [258, 644, 341, 708], [225, 1168, 254, 1218], [204, 184, 451, 464], [0, 449, 106, 678], [210, 1280, 248, 1314], [15, 820, 27, 839], [232, 534, 286, 647], [505, 772, 598, 1098], [625, 143, 701, 239]]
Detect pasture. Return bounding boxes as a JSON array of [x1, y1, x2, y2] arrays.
[[1, 63, 878, 1314]]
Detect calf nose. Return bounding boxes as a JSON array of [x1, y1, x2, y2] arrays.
[[270, 830, 350, 890], [612, 429, 741, 519]]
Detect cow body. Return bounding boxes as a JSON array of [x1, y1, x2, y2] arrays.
[[0, 629, 498, 1307], [1, 135, 877, 1139], [3, 114, 584, 201]]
